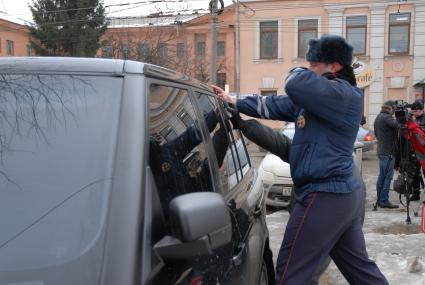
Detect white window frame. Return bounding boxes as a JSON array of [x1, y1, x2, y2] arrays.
[[255, 18, 283, 63], [293, 16, 321, 61], [343, 13, 370, 57], [385, 8, 415, 56]]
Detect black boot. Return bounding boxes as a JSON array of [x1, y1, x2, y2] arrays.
[[378, 201, 399, 209], [410, 190, 421, 201]]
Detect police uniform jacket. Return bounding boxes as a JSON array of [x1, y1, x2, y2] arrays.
[[236, 69, 362, 197]]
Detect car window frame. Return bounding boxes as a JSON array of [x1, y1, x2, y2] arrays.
[[146, 78, 221, 194], [190, 88, 253, 195]]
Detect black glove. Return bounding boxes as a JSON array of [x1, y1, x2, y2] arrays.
[[225, 103, 243, 129]]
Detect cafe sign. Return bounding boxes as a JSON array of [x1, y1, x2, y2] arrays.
[[353, 59, 376, 88], [356, 67, 376, 88]]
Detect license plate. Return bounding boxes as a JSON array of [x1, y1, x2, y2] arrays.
[[282, 187, 292, 196]]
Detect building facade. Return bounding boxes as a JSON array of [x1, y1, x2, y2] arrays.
[[238, 0, 425, 128], [99, 8, 236, 91], [0, 19, 32, 57]]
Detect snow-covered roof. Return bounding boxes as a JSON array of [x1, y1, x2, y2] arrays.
[[0, 15, 29, 27], [107, 13, 205, 28]]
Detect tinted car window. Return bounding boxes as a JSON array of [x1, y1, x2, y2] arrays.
[[227, 138, 250, 188], [0, 74, 122, 272], [193, 93, 251, 192], [149, 84, 215, 218]]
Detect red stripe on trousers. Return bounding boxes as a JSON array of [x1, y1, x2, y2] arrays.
[[280, 192, 318, 285]]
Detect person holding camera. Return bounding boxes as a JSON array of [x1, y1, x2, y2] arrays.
[[411, 101, 425, 127], [213, 35, 388, 285], [409, 101, 424, 201], [373, 101, 399, 209]]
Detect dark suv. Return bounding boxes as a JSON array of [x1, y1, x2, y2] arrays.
[[0, 58, 274, 285]]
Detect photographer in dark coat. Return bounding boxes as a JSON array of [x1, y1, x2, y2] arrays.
[[373, 101, 399, 208], [214, 35, 388, 285]]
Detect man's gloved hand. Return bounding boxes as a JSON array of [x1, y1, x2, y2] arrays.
[[225, 103, 243, 129]]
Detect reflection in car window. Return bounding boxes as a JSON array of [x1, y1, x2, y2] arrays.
[[226, 135, 250, 189], [0, 74, 122, 271], [149, 84, 215, 219], [177, 109, 195, 127], [194, 93, 251, 193]]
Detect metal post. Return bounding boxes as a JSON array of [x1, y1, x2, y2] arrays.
[[235, 0, 240, 95], [211, 0, 218, 85]]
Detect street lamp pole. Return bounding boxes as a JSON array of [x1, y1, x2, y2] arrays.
[[211, 0, 218, 85], [235, 0, 240, 96]]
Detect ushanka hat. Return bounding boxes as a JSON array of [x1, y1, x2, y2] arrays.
[[306, 35, 354, 66]]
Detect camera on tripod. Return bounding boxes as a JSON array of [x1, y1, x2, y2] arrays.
[[391, 99, 425, 223], [394, 100, 413, 125]]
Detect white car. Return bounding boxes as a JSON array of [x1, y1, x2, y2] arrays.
[[259, 123, 363, 208]]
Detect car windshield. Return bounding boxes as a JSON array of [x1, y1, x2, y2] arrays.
[[356, 126, 369, 140], [0, 74, 122, 271]]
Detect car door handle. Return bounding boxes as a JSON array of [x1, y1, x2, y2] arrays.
[[232, 242, 246, 267]]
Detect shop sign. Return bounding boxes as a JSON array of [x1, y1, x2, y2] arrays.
[[353, 59, 376, 88]]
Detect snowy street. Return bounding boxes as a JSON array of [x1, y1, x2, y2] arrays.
[[266, 151, 425, 285]]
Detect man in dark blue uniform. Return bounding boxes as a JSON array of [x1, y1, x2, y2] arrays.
[[213, 35, 388, 285]]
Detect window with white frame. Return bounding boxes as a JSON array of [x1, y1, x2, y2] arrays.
[[298, 19, 318, 58], [346, 15, 367, 55], [260, 21, 278, 59], [389, 13, 411, 54]]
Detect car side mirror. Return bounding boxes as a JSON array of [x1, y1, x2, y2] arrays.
[[154, 192, 232, 260]]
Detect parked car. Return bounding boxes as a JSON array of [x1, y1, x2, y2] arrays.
[[0, 58, 274, 285], [357, 126, 376, 152], [259, 123, 363, 209]]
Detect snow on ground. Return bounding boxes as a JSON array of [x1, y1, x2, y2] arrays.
[[266, 210, 425, 285], [266, 151, 425, 284]]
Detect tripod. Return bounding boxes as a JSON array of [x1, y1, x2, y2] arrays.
[[397, 127, 416, 224]]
